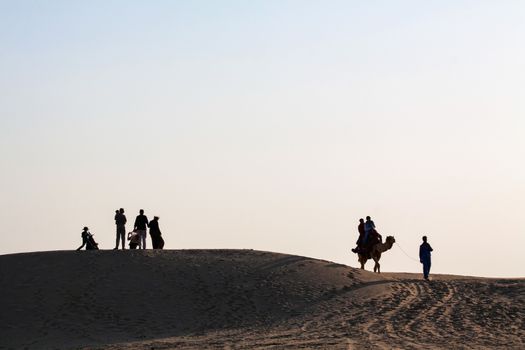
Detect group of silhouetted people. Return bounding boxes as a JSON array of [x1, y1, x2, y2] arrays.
[[115, 208, 165, 250], [77, 208, 165, 251], [78, 211, 433, 279]]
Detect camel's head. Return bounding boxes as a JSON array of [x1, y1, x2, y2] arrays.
[[385, 236, 395, 244]]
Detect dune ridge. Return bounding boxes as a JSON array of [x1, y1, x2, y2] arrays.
[[0, 250, 523, 349]]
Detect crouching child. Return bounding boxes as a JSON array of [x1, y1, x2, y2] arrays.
[[127, 231, 140, 249]]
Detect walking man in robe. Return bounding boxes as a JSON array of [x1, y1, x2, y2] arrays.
[[134, 209, 149, 249], [419, 235, 433, 280]]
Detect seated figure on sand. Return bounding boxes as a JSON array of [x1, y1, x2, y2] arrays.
[[76, 227, 99, 250], [128, 231, 141, 249]]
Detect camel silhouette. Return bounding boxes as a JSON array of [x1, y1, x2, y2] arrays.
[[358, 236, 396, 273]]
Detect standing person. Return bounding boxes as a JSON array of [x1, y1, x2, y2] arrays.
[[419, 236, 433, 280], [114, 208, 127, 250], [134, 209, 149, 249], [351, 218, 365, 253], [363, 216, 376, 246], [149, 216, 165, 249]]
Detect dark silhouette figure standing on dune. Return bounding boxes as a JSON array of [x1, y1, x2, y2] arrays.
[[149, 216, 165, 249], [419, 235, 433, 280], [114, 208, 127, 250], [134, 209, 149, 249]]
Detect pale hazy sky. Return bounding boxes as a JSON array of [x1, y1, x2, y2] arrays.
[[1, 1, 524, 277]]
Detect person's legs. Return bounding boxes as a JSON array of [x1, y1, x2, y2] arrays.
[[140, 230, 146, 249], [116, 226, 125, 249], [423, 260, 431, 279], [136, 230, 143, 249], [151, 235, 157, 249], [118, 226, 126, 249], [114, 228, 120, 249]]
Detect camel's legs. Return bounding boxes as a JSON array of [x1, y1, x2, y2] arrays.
[[357, 256, 363, 270], [373, 259, 380, 273]]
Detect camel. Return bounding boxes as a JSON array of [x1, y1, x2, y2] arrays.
[[358, 236, 395, 273]]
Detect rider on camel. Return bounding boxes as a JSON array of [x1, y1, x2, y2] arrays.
[[352, 216, 382, 255], [351, 218, 365, 253]]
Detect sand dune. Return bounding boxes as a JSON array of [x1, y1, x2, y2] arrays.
[[0, 250, 523, 349]]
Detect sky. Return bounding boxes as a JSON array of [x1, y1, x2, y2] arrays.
[[1, 1, 523, 277]]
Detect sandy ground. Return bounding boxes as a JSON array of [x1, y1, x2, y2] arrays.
[[0, 250, 523, 349]]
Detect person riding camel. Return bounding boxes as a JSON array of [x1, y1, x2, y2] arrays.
[[353, 216, 382, 256], [351, 218, 365, 253], [363, 216, 375, 245], [367, 227, 383, 249]]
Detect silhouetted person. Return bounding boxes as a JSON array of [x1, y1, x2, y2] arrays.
[[77, 227, 98, 250], [419, 236, 433, 280], [352, 218, 365, 253], [149, 216, 165, 249], [363, 216, 376, 245], [134, 209, 149, 249], [127, 231, 140, 249], [114, 208, 127, 250]]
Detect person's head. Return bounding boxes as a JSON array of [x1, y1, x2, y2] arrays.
[[115, 210, 119, 214], [359, 218, 364, 223], [154, 216, 159, 221], [422, 236, 427, 242], [119, 208, 125, 213], [139, 209, 144, 215], [366, 216, 371, 221], [83, 226, 89, 231]]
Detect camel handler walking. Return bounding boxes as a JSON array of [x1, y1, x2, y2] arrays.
[[419, 236, 433, 280]]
